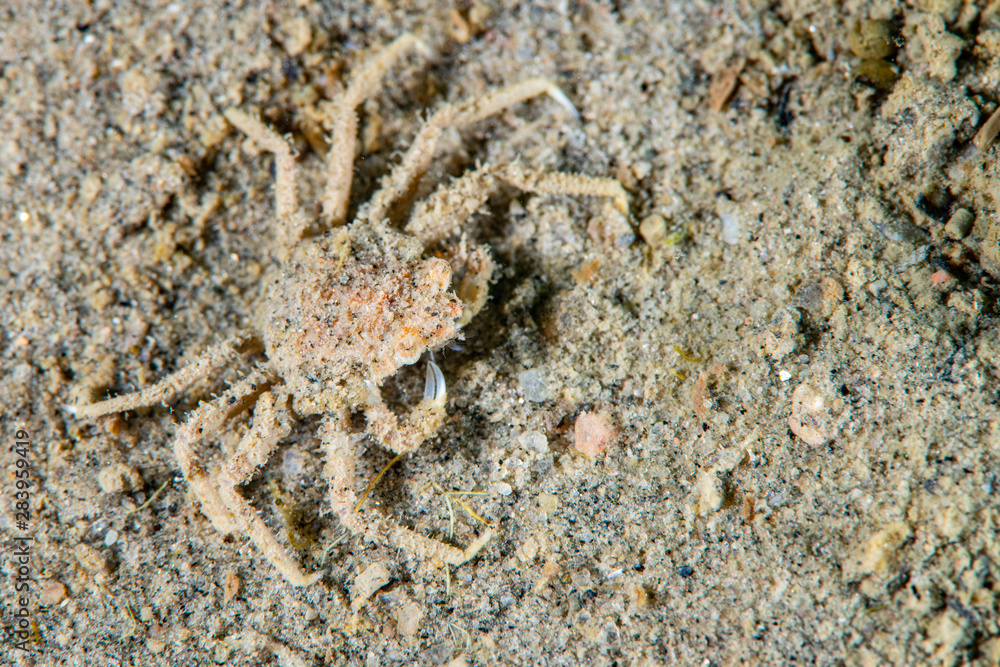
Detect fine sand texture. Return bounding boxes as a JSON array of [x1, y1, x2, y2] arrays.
[[3, 1, 1000, 665]]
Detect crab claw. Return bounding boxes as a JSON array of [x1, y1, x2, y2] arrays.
[[423, 358, 446, 402]]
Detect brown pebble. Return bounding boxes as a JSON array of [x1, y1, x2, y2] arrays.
[[573, 412, 616, 458], [395, 600, 424, 637], [854, 58, 899, 91], [73, 543, 107, 573], [638, 214, 667, 248], [848, 19, 897, 59], [707, 58, 745, 112], [98, 462, 144, 494], [691, 372, 709, 421], [223, 570, 241, 605], [352, 561, 391, 610], [973, 107, 1000, 152], [39, 580, 67, 605]]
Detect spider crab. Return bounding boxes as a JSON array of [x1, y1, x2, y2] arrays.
[[72, 34, 628, 585]]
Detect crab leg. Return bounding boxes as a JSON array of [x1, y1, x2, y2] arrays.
[[323, 403, 491, 568], [405, 163, 629, 246], [216, 389, 323, 587], [323, 33, 430, 226], [173, 370, 271, 534], [362, 78, 580, 225], [68, 332, 253, 420], [224, 108, 310, 253]]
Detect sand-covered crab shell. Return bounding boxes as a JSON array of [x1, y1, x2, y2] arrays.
[[263, 225, 461, 415]]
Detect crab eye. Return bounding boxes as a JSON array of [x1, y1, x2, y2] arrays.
[[416, 258, 452, 292], [394, 328, 423, 365]]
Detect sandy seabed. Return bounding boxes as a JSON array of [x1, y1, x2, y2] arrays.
[[3, 1, 1000, 665]]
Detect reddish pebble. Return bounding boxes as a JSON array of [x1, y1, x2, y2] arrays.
[[39, 580, 67, 606], [574, 412, 616, 457], [930, 269, 953, 285]]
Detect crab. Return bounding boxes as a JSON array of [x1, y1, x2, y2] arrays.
[[71, 34, 629, 586]]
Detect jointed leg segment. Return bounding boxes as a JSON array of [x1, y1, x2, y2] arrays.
[[405, 163, 629, 246], [362, 77, 583, 225], [69, 332, 253, 420], [322, 409, 492, 567], [216, 389, 323, 587], [174, 375, 322, 586], [173, 370, 271, 534], [323, 33, 429, 226]]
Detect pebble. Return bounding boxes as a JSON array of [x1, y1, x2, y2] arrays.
[[518, 369, 549, 403], [72, 543, 107, 573], [638, 214, 667, 247], [39, 580, 67, 606], [97, 463, 143, 494], [855, 58, 899, 91], [395, 601, 424, 637], [974, 107, 1000, 151], [492, 481, 513, 496], [787, 383, 837, 446], [945, 208, 974, 239], [518, 430, 549, 454], [848, 19, 897, 59], [573, 412, 616, 458], [352, 561, 391, 610]]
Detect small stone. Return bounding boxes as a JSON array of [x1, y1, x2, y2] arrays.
[[492, 481, 513, 496], [518, 430, 548, 454], [98, 463, 143, 494], [395, 601, 424, 637], [573, 412, 616, 458], [277, 17, 311, 57], [139, 606, 155, 622], [944, 208, 974, 240], [73, 543, 107, 573], [104, 529, 119, 547], [352, 561, 391, 610], [719, 212, 742, 245], [639, 214, 667, 247], [707, 58, 745, 112], [537, 493, 559, 516], [518, 369, 549, 403], [515, 536, 540, 563], [147, 639, 167, 654], [973, 107, 1000, 151], [39, 580, 67, 606], [848, 19, 897, 60], [694, 469, 724, 514], [788, 383, 838, 446], [223, 570, 241, 605], [854, 58, 899, 91]]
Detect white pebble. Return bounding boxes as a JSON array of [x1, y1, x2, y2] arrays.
[[518, 430, 549, 454], [104, 530, 119, 547], [492, 482, 513, 496]]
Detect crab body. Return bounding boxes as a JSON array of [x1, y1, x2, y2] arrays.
[[264, 224, 462, 416]]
